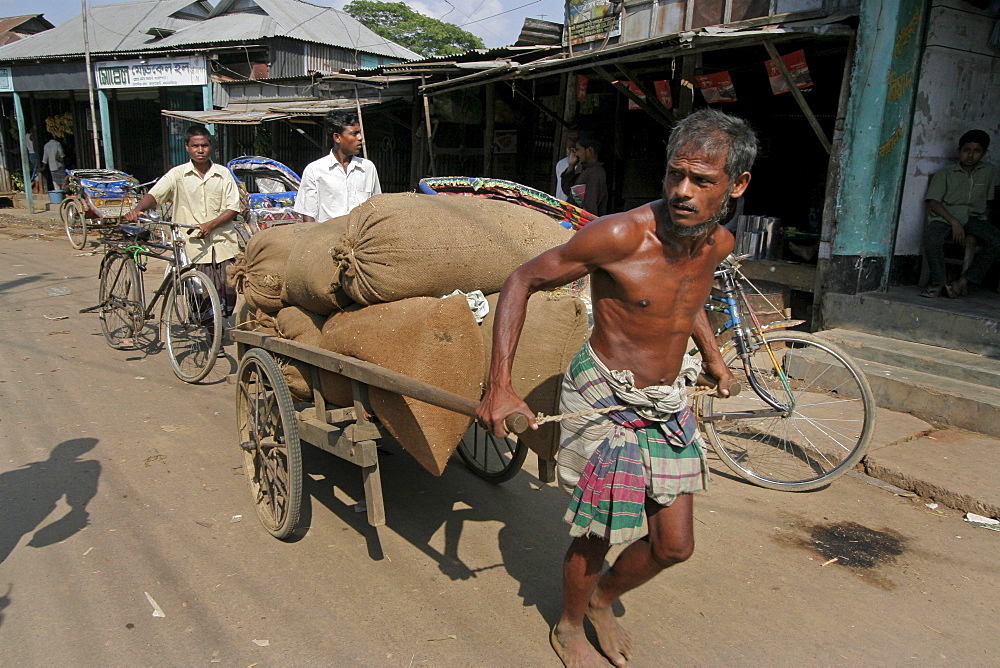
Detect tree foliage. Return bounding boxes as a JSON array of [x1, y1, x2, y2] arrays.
[[344, 0, 486, 58]]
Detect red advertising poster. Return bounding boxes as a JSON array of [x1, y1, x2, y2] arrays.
[[765, 50, 814, 95], [625, 80, 673, 110], [695, 71, 737, 103], [626, 81, 643, 109], [576, 74, 589, 102], [655, 80, 673, 110]]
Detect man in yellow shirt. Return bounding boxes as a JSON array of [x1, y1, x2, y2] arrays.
[[125, 125, 241, 316]]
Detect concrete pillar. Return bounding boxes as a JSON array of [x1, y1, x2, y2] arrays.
[[98, 88, 114, 170], [12, 91, 34, 213], [827, 0, 928, 294], [202, 82, 214, 136]]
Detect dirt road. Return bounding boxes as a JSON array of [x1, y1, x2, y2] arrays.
[[1, 228, 997, 665]]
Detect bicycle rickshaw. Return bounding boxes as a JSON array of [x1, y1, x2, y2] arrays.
[[60, 169, 144, 250], [233, 178, 874, 544], [226, 156, 304, 248]]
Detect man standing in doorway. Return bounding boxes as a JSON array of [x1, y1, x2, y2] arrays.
[[555, 128, 581, 202], [561, 131, 609, 216], [125, 124, 241, 320], [294, 110, 381, 221], [41, 134, 66, 191], [478, 109, 753, 666]]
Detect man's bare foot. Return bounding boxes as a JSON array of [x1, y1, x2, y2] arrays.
[[551, 624, 609, 667], [585, 602, 633, 667]]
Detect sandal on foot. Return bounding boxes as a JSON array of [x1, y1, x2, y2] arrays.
[[919, 285, 943, 298]]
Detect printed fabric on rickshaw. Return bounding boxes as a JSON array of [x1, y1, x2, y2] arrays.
[[418, 176, 597, 231], [226, 156, 304, 245]]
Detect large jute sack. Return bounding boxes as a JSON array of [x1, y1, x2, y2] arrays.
[[234, 298, 277, 336], [480, 292, 590, 462], [281, 216, 355, 316], [333, 193, 573, 305], [274, 306, 353, 407], [229, 222, 316, 314], [321, 296, 484, 476]]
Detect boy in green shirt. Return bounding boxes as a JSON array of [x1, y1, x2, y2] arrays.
[[922, 129, 1000, 297]]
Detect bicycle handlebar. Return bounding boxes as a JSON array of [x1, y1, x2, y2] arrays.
[[136, 212, 199, 230]]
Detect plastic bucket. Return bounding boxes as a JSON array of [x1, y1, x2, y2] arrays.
[[48, 189, 66, 205]]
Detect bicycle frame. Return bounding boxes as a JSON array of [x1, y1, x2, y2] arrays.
[[697, 257, 806, 418], [101, 218, 198, 325]]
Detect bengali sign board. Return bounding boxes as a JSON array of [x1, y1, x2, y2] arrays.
[[95, 56, 207, 89], [566, 0, 621, 45], [0, 67, 13, 92]]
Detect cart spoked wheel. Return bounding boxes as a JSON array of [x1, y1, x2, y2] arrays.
[[457, 421, 528, 483], [62, 198, 87, 250], [236, 349, 302, 539]]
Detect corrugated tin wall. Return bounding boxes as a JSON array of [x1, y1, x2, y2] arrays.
[[270, 38, 372, 77]]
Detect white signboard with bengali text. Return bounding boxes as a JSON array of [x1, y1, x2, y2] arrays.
[[0, 67, 13, 92], [95, 56, 207, 89]]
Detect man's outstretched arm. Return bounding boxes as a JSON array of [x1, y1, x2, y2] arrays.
[[477, 216, 640, 436]]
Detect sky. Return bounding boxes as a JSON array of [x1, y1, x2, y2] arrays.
[[3, 0, 568, 49]]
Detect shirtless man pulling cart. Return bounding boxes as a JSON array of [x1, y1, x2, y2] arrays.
[[478, 108, 756, 666]]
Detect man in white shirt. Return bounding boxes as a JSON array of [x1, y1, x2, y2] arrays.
[[294, 110, 381, 221], [41, 136, 66, 190], [554, 128, 580, 202], [125, 125, 241, 318]]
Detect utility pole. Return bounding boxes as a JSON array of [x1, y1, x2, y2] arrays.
[[81, 0, 102, 168]]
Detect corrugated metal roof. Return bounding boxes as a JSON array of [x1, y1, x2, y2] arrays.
[[0, 0, 420, 62], [162, 95, 402, 124]]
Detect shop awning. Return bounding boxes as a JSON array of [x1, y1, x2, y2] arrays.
[[161, 96, 404, 125]]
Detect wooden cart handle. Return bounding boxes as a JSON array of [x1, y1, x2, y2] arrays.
[[504, 413, 531, 434], [696, 373, 742, 397]]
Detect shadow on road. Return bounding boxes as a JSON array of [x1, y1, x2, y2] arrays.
[[301, 441, 570, 624], [0, 438, 101, 565]]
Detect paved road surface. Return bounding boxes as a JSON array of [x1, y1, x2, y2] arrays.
[[1, 228, 997, 665]]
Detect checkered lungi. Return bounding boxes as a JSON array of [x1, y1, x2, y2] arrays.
[[557, 342, 709, 545]]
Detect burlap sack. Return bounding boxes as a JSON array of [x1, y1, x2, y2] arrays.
[[274, 305, 353, 406], [281, 215, 355, 316], [480, 292, 590, 462], [232, 222, 316, 314], [234, 298, 277, 336], [334, 193, 573, 305], [321, 295, 484, 476]]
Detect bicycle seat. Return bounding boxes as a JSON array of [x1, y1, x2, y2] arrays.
[[118, 224, 151, 241]]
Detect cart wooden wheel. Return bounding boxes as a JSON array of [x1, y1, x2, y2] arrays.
[[62, 198, 87, 249], [236, 349, 302, 539], [457, 422, 528, 483]]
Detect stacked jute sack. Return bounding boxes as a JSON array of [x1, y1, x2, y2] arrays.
[[229, 192, 590, 476]]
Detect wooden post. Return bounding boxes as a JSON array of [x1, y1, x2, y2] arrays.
[[409, 87, 423, 188], [420, 77, 436, 177], [763, 39, 832, 154], [812, 33, 857, 329], [678, 55, 698, 117], [483, 82, 494, 177], [354, 85, 368, 160], [615, 64, 674, 124]]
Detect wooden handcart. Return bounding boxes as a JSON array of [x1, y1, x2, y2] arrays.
[[233, 329, 528, 540]]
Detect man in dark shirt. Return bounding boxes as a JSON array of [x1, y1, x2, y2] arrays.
[[561, 132, 609, 216]]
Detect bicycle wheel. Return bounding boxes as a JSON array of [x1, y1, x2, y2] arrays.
[[98, 252, 142, 348], [457, 422, 528, 483], [163, 268, 222, 383], [700, 331, 875, 491], [236, 348, 302, 540], [62, 198, 87, 249]]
